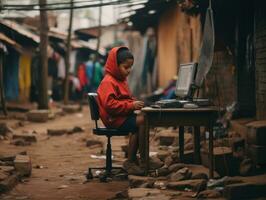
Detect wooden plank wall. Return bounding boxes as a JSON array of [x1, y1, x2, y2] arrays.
[[157, 6, 201, 87]]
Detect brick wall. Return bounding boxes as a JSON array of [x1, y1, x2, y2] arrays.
[[204, 51, 236, 108], [255, 3, 266, 120]]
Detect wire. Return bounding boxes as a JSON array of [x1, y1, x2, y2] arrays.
[[0, 0, 150, 11], [2, 0, 145, 8], [4, 0, 115, 7]]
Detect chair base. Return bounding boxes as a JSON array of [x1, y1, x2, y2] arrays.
[[86, 166, 128, 182]]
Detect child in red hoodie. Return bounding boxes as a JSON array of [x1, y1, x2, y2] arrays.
[[97, 46, 145, 175]]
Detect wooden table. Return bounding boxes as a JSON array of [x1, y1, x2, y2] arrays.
[[141, 106, 218, 178]]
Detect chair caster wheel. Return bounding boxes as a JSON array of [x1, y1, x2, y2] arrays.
[[99, 174, 107, 182], [86, 171, 93, 180]]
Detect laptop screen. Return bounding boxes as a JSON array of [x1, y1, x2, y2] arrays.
[[175, 63, 197, 99]]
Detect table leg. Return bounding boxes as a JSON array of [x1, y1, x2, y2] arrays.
[[179, 126, 184, 162], [144, 115, 150, 175], [209, 126, 214, 178], [193, 126, 201, 164]]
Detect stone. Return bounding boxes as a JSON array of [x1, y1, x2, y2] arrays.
[[0, 166, 15, 174], [153, 180, 167, 189], [167, 179, 206, 191], [128, 175, 155, 188], [113, 190, 128, 199], [197, 189, 222, 198], [47, 129, 67, 136], [201, 147, 236, 176], [164, 153, 179, 167], [11, 139, 31, 146], [154, 167, 171, 177], [149, 156, 164, 170], [184, 142, 194, 151], [0, 172, 8, 181], [12, 134, 37, 143], [27, 110, 49, 122], [223, 182, 266, 200], [169, 167, 192, 181], [164, 155, 174, 167], [68, 126, 84, 134], [191, 172, 208, 180], [159, 135, 177, 146], [0, 173, 19, 193], [0, 154, 16, 162], [246, 120, 266, 145], [168, 163, 186, 172], [239, 158, 254, 176], [157, 151, 170, 162], [0, 123, 8, 136], [14, 155, 31, 177], [86, 139, 103, 148], [61, 105, 81, 113]]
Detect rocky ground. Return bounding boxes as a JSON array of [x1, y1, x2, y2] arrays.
[[0, 103, 266, 200]]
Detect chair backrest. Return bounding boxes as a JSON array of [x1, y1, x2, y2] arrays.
[[87, 93, 100, 122]]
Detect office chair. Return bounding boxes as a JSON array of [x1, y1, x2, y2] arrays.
[[87, 93, 129, 181]]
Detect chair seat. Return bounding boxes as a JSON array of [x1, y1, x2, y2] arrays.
[[93, 128, 130, 136]]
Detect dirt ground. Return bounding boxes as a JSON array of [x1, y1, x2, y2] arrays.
[[0, 106, 129, 200]]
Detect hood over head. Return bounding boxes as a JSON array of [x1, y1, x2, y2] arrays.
[[105, 46, 129, 81]]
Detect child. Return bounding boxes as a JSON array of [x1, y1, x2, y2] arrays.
[[97, 46, 145, 175]]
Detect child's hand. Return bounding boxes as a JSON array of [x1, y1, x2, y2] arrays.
[[133, 101, 144, 110]]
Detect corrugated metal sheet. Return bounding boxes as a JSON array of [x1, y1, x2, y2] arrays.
[[0, 32, 23, 52]]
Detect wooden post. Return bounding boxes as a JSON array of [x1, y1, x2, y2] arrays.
[[96, 0, 102, 58], [39, 0, 49, 109], [0, 52, 7, 116], [63, 0, 74, 105]]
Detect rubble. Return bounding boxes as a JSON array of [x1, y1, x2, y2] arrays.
[[27, 110, 50, 122], [246, 120, 266, 146], [12, 133, 37, 143], [0, 153, 32, 194], [47, 126, 84, 136], [86, 139, 103, 148], [14, 155, 31, 177], [197, 189, 222, 198], [168, 167, 192, 181], [128, 175, 155, 188], [239, 158, 254, 176], [0, 123, 8, 136], [167, 179, 207, 191], [201, 146, 236, 176], [61, 104, 81, 113], [47, 129, 67, 136]]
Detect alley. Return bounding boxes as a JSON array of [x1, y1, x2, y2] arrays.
[[1, 0, 266, 199], [0, 106, 128, 200]]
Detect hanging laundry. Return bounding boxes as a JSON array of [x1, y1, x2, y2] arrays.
[[19, 53, 32, 102], [3, 47, 20, 101]]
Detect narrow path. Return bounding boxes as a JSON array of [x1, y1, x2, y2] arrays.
[[0, 106, 128, 200]]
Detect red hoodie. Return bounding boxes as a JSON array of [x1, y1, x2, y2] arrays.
[[97, 47, 135, 128]]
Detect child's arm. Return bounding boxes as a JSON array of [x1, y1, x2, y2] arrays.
[[99, 82, 135, 116]]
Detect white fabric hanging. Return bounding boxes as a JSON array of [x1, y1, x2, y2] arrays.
[[195, 0, 215, 87]]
